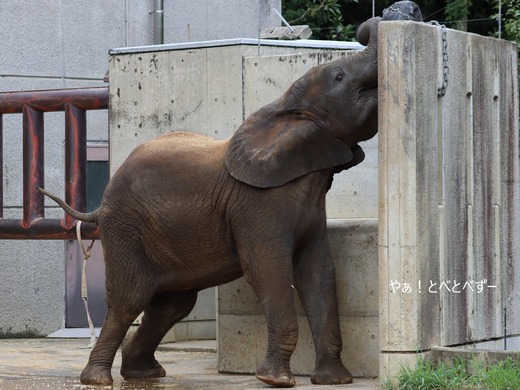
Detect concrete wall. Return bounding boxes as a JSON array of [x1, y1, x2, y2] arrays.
[[109, 44, 375, 219], [0, 0, 280, 336], [166, 0, 280, 43], [0, 0, 123, 336], [108, 39, 378, 371], [378, 21, 520, 378], [218, 220, 379, 377]]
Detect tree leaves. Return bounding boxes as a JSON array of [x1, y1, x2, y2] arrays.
[[445, 0, 473, 30], [282, 0, 358, 41]]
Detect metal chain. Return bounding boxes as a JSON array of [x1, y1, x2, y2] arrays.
[[429, 21, 449, 97]]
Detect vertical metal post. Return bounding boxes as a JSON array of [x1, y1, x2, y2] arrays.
[[498, 0, 502, 39], [504, 307, 507, 350], [22, 106, 45, 227], [64, 104, 87, 228], [154, 0, 164, 45]]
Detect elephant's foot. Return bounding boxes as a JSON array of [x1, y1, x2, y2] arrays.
[[80, 363, 113, 385], [255, 359, 295, 387], [121, 359, 166, 380], [311, 361, 353, 385]]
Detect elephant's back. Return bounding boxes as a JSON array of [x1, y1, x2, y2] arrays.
[[102, 131, 231, 210], [117, 131, 227, 180], [132, 131, 227, 164]]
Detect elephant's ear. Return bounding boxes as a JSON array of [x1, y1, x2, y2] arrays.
[[224, 108, 354, 188]]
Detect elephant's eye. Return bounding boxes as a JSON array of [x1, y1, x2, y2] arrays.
[[335, 73, 344, 82]]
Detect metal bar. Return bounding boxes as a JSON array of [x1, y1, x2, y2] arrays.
[[272, 8, 294, 33], [0, 219, 98, 239], [0, 87, 108, 239], [64, 104, 87, 228], [22, 106, 44, 227], [0, 87, 108, 114], [154, 0, 164, 45]]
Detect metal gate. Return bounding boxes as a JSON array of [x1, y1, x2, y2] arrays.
[[0, 87, 109, 328], [0, 87, 108, 239]]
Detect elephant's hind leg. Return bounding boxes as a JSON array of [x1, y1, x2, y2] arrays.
[[80, 308, 143, 385], [121, 290, 198, 380], [80, 239, 155, 385]]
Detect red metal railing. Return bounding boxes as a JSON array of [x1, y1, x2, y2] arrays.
[[0, 87, 108, 239]]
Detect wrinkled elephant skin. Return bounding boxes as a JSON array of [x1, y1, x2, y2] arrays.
[[40, 16, 382, 388]]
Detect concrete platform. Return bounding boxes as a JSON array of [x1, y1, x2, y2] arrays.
[[0, 338, 380, 389]]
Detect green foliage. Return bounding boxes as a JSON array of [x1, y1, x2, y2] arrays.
[[282, 0, 357, 41], [282, 0, 519, 44], [501, 0, 520, 44], [445, 0, 474, 30], [494, 0, 520, 78], [383, 355, 520, 390]]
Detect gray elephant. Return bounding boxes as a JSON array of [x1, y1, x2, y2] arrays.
[[40, 16, 381, 387]]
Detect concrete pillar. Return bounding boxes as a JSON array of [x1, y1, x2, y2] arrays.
[[378, 21, 520, 379]]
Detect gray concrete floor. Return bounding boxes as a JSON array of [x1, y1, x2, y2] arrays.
[[0, 338, 380, 389]]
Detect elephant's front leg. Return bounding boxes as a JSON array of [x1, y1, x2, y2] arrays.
[[240, 242, 298, 387], [293, 229, 353, 385]]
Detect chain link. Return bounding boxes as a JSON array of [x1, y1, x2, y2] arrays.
[[429, 21, 449, 97]]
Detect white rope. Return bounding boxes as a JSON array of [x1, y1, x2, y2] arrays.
[[76, 221, 97, 348]]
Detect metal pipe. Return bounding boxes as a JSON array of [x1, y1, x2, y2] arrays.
[[154, 0, 164, 45], [272, 8, 294, 33], [0, 87, 107, 240], [0, 87, 108, 114], [22, 106, 45, 227], [64, 103, 87, 229], [498, 0, 502, 39], [0, 219, 98, 239]]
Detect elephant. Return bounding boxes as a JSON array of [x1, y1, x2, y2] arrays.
[[39, 16, 381, 387]]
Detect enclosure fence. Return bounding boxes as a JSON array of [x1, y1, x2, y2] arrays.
[[0, 87, 107, 239]]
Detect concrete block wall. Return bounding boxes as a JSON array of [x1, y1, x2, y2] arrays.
[[218, 220, 379, 377], [109, 46, 376, 218], [108, 39, 378, 367], [378, 21, 520, 378], [1, 0, 280, 336], [0, 0, 124, 336]]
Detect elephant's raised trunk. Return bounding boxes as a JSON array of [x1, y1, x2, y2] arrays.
[[354, 17, 381, 89], [355, 1, 423, 88]]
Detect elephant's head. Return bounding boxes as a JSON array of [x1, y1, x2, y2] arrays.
[[225, 17, 381, 188]]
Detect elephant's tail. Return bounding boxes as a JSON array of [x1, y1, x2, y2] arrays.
[[36, 186, 99, 224]]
